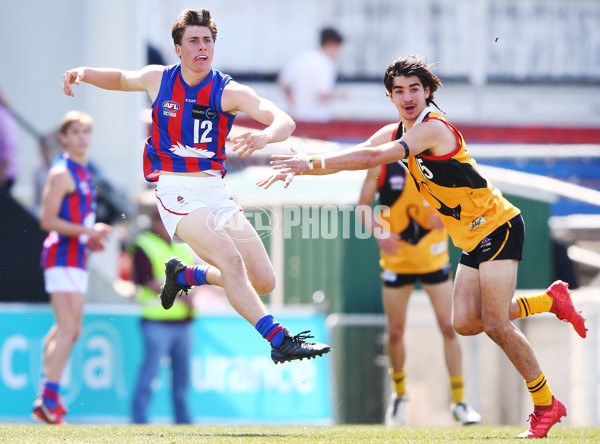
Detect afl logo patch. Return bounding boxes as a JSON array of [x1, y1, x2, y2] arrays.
[[389, 174, 406, 190], [162, 101, 180, 111]]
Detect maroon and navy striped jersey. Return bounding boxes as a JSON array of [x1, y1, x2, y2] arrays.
[[143, 64, 236, 182], [41, 155, 96, 270]]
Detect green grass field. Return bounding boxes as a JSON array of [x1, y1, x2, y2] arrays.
[[1, 425, 599, 444]]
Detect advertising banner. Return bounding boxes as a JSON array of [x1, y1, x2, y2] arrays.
[[0, 304, 331, 424]]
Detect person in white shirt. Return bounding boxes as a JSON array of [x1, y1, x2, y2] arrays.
[[278, 27, 343, 122]]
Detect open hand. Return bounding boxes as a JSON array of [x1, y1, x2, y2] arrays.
[[256, 171, 296, 189], [62, 67, 85, 97], [230, 131, 269, 158], [270, 148, 311, 174]]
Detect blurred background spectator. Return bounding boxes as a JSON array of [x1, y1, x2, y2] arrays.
[[0, 88, 18, 197], [278, 27, 344, 123], [130, 204, 197, 425]]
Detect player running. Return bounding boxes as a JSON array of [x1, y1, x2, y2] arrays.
[[263, 55, 587, 438]]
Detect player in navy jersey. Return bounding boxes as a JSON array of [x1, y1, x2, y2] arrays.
[[33, 111, 112, 424], [61, 8, 330, 364]]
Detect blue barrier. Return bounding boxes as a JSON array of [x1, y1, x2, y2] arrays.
[[0, 304, 332, 424]]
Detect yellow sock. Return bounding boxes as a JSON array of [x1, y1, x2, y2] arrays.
[[526, 371, 553, 406], [516, 293, 553, 318], [449, 375, 464, 404], [391, 369, 406, 397]]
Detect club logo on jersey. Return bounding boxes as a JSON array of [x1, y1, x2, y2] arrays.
[[170, 141, 215, 159], [389, 174, 406, 190], [421, 182, 461, 220], [162, 100, 180, 117], [79, 181, 90, 195], [192, 105, 217, 120]]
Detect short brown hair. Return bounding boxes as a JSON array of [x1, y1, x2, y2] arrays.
[[171, 9, 218, 46], [59, 111, 93, 134], [383, 55, 442, 105]]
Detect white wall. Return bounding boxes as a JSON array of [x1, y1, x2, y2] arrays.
[[0, 0, 147, 208]]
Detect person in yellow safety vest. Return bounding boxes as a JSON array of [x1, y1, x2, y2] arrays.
[[130, 206, 198, 424]]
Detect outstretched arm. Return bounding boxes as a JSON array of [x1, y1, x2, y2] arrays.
[[222, 81, 295, 158], [62, 65, 164, 101], [270, 120, 452, 175], [257, 124, 397, 189]]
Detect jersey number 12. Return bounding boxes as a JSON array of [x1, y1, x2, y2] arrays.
[[194, 120, 213, 144]]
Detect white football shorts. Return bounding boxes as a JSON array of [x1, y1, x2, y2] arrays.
[[44, 267, 89, 294], [155, 174, 241, 243]]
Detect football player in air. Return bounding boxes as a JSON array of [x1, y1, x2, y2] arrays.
[[62, 9, 330, 366]]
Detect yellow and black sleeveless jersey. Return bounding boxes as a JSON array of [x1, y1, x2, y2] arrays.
[[398, 108, 521, 252], [377, 161, 449, 274]]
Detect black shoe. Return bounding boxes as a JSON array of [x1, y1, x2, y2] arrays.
[[160, 257, 190, 310], [270, 328, 331, 364]]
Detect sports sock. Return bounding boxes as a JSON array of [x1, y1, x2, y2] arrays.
[[526, 371, 553, 406], [391, 369, 406, 397], [255, 314, 284, 347], [42, 380, 60, 409], [176, 265, 209, 287], [450, 375, 464, 404], [516, 293, 553, 318]]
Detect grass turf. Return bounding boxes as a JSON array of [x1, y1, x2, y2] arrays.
[[1, 425, 599, 443]]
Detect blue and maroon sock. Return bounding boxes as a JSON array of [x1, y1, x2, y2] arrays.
[[255, 314, 285, 347], [176, 265, 209, 287], [42, 380, 60, 409]]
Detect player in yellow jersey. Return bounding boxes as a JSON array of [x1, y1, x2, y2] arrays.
[[262, 55, 587, 438], [359, 162, 480, 426]]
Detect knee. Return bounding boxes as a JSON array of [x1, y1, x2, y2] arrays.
[[253, 271, 276, 296], [453, 315, 480, 337], [59, 322, 82, 344], [438, 319, 456, 338], [387, 323, 405, 343]]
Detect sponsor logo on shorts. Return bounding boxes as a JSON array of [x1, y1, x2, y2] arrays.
[[382, 269, 398, 283], [177, 196, 184, 203]]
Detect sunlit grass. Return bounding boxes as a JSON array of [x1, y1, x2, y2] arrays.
[[0, 424, 599, 443]]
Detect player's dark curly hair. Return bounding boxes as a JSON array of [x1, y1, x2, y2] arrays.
[[383, 55, 442, 106], [171, 9, 218, 45]]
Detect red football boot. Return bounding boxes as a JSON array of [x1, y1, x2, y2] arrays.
[[546, 280, 587, 338], [32, 398, 67, 425], [517, 397, 567, 439]]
